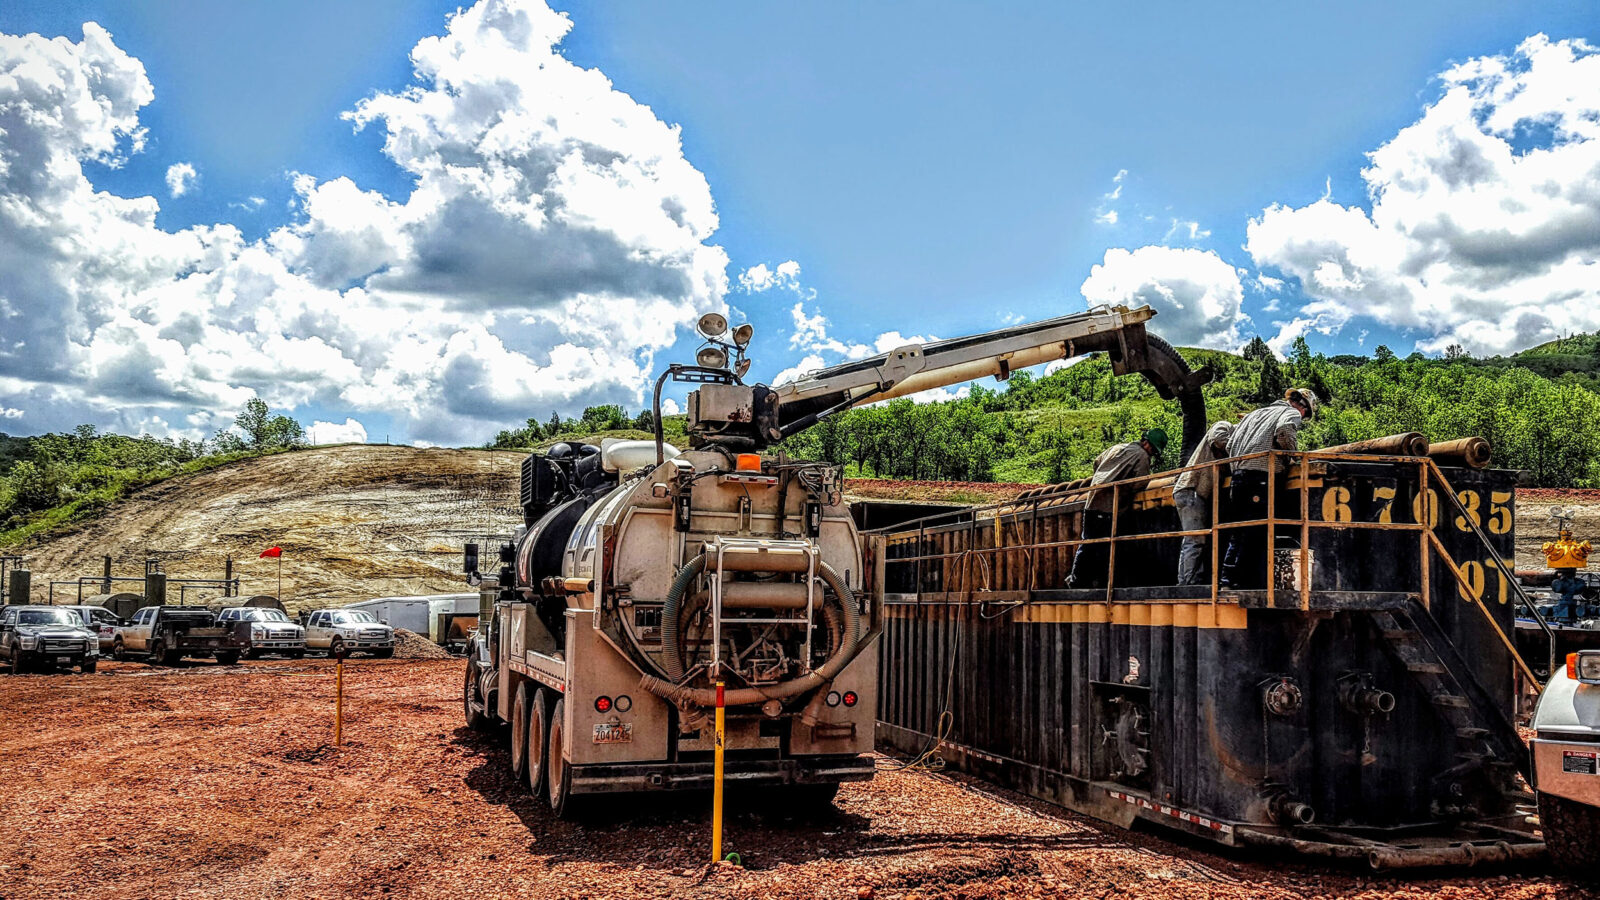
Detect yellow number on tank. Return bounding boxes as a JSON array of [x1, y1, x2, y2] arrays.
[[1321, 486, 1353, 523], [1488, 491, 1513, 535], [1454, 490, 1481, 532], [1374, 485, 1397, 524], [1412, 488, 1440, 529], [1457, 559, 1485, 603]]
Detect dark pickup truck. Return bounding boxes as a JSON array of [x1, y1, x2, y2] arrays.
[[111, 605, 249, 666]]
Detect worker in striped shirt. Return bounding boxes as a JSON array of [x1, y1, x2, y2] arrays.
[[1219, 387, 1317, 588], [1067, 428, 1168, 589], [1173, 420, 1234, 586]]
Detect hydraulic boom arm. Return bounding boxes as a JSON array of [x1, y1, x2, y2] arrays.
[[678, 304, 1210, 459]]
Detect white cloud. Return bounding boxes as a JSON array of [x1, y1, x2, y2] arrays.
[[164, 162, 197, 197], [1079, 246, 1246, 349], [1163, 218, 1211, 242], [0, 407, 21, 419], [1094, 169, 1126, 225], [1044, 356, 1086, 376], [1246, 34, 1600, 356], [659, 397, 680, 416], [306, 417, 368, 444], [739, 259, 803, 293], [0, 2, 730, 443]]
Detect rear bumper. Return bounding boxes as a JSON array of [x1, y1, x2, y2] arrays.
[[1533, 737, 1600, 806], [569, 755, 876, 795]]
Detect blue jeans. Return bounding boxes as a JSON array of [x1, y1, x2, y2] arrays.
[[1174, 487, 1209, 585]]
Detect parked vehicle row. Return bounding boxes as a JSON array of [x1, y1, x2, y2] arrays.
[[1, 601, 399, 673]]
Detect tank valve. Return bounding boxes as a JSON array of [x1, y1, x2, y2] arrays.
[[1338, 673, 1396, 715], [1263, 677, 1302, 716], [1268, 795, 1317, 826]]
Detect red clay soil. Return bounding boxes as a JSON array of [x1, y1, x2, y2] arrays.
[[1, 660, 1594, 899], [1519, 488, 1600, 504]]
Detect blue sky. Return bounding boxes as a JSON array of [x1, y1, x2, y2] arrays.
[[1, 1, 1597, 444]]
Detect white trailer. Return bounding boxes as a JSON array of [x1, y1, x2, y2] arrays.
[[345, 594, 476, 637]]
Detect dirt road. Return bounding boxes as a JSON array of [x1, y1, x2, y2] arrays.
[[1, 660, 1592, 900]]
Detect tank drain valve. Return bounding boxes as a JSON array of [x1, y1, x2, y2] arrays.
[[1262, 677, 1302, 717], [1338, 673, 1396, 716], [1268, 794, 1317, 826]]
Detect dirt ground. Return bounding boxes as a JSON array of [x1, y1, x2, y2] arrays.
[[1, 659, 1594, 900], [1516, 489, 1600, 571]]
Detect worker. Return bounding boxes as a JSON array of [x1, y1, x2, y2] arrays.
[[1172, 420, 1234, 586], [1219, 388, 1317, 588], [1068, 428, 1168, 589]]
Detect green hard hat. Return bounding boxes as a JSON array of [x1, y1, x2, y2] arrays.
[[1142, 428, 1169, 455]]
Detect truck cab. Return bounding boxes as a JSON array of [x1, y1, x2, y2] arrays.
[[0, 606, 99, 674], [217, 607, 307, 659], [302, 609, 395, 658]]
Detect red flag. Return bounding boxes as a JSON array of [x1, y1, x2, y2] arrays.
[[260, 546, 283, 559]]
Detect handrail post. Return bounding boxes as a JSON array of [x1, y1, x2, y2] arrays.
[[1211, 458, 1222, 607], [1265, 451, 1276, 608], [1299, 452, 1311, 610], [1106, 483, 1119, 611], [1419, 461, 1431, 611]]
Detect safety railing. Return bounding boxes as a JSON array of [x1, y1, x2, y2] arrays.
[[874, 449, 1546, 689]]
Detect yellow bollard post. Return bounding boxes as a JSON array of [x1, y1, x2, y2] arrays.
[[335, 658, 344, 746], [712, 680, 725, 863]]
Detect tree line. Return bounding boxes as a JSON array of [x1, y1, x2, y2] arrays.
[[0, 400, 305, 544]]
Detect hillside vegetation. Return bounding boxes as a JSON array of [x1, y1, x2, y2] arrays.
[[0, 400, 305, 548]]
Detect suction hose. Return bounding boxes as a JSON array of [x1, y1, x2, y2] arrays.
[[645, 553, 861, 709]]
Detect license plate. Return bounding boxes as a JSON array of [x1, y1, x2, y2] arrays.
[[593, 723, 632, 744], [56, 656, 72, 664]]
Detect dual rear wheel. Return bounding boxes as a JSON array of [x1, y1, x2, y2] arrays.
[[509, 682, 575, 817]]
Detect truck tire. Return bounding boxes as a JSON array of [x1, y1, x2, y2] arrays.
[[462, 661, 492, 732], [112, 638, 127, 661], [547, 697, 580, 818], [1541, 791, 1600, 875], [510, 682, 534, 784], [81, 659, 97, 674], [328, 637, 345, 659], [527, 688, 550, 797], [148, 638, 167, 666], [215, 651, 240, 666]]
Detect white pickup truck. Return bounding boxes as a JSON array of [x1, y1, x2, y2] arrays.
[[217, 607, 306, 659], [302, 608, 395, 658]]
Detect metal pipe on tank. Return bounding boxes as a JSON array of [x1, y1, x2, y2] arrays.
[[1427, 437, 1491, 469], [1317, 433, 1429, 457]]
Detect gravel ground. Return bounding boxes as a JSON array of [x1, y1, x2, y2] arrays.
[[1, 659, 1594, 900]]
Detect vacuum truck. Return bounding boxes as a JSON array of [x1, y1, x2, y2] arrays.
[[461, 304, 1207, 817]]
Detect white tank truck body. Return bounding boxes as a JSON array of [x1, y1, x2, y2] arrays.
[[461, 304, 1209, 818]]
